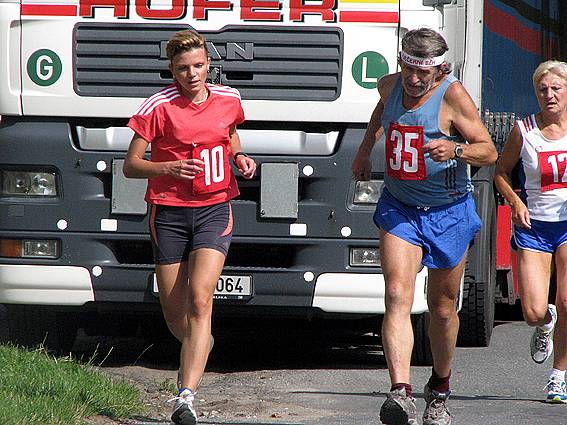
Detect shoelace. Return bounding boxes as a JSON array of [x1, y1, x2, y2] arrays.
[[544, 379, 565, 394], [426, 399, 448, 419], [167, 392, 195, 405], [535, 328, 551, 351]]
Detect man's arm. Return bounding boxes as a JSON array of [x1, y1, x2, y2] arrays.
[[351, 73, 396, 180], [425, 82, 497, 166], [444, 83, 497, 166]]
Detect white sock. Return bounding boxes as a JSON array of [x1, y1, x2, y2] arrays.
[[549, 369, 566, 381], [541, 310, 555, 332]]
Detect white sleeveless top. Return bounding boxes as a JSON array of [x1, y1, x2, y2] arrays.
[[517, 114, 567, 221]]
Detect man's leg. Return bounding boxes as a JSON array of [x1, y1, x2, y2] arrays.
[[421, 254, 466, 425], [379, 230, 423, 425], [427, 254, 466, 379], [380, 230, 423, 384]]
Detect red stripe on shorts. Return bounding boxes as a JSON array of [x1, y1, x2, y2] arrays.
[[220, 203, 233, 237], [149, 204, 158, 246]]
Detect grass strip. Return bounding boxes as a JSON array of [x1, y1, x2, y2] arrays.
[[0, 344, 145, 425]]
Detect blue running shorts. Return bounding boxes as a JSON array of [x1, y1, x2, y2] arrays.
[[149, 201, 233, 264], [512, 219, 567, 253], [373, 189, 481, 269]]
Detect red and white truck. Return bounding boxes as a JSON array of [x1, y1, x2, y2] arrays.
[[0, 0, 562, 363]]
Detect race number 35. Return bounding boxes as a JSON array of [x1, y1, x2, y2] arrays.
[[539, 150, 567, 191], [386, 123, 426, 180]]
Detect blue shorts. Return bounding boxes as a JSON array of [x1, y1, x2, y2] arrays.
[[149, 202, 233, 265], [373, 189, 481, 269], [512, 219, 567, 253]]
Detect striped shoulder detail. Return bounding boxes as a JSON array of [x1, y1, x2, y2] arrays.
[[208, 84, 242, 100], [135, 85, 181, 116], [519, 114, 537, 133]]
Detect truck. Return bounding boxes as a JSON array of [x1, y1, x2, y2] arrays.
[[0, 0, 563, 364]]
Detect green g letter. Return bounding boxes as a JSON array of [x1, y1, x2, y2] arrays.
[[27, 49, 62, 86]]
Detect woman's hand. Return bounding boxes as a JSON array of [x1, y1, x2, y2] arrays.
[[165, 158, 204, 179], [235, 155, 256, 179], [510, 200, 532, 229]]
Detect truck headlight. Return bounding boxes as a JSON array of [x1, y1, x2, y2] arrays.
[[353, 180, 382, 204], [350, 247, 380, 267], [1, 171, 57, 196], [0, 239, 59, 258]]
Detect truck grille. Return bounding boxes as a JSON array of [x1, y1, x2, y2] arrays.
[[74, 24, 343, 101]]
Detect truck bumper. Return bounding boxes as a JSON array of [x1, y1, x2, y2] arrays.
[[0, 264, 94, 305], [313, 269, 429, 314]]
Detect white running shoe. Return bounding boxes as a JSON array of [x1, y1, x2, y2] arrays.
[[170, 388, 197, 425], [546, 377, 567, 404], [531, 304, 557, 364]]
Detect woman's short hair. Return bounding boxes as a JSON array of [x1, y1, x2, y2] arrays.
[[532, 60, 567, 89], [401, 28, 452, 74], [166, 30, 208, 60]]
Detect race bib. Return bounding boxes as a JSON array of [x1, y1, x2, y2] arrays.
[[191, 143, 231, 195], [386, 122, 426, 180], [538, 150, 567, 192]]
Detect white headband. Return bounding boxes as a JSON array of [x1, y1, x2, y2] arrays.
[[399, 50, 446, 68]]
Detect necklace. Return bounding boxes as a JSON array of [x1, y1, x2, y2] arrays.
[[193, 89, 208, 105]]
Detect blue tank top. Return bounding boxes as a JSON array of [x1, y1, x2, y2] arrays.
[[382, 74, 472, 207]]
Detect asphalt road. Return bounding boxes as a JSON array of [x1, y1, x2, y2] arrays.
[[2, 304, 566, 424], [202, 319, 566, 425]]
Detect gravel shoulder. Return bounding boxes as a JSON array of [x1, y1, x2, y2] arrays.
[[77, 319, 383, 424]]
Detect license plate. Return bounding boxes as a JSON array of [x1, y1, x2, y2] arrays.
[[152, 274, 252, 300]]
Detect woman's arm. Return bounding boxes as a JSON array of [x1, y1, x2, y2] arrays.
[[123, 133, 203, 180], [229, 126, 256, 179], [494, 124, 531, 228]]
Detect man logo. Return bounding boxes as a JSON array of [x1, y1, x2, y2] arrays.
[[159, 41, 254, 61], [208, 42, 254, 61]]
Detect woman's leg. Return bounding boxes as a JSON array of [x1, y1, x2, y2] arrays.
[[553, 245, 567, 372], [517, 249, 553, 326], [155, 261, 189, 342], [178, 248, 225, 392]]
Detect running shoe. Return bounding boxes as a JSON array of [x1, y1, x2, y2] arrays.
[[545, 377, 567, 404], [423, 384, 452, 425], [170, 388, 198, 425], [379, 387, 418, 425], [531, 304, 557, 364]]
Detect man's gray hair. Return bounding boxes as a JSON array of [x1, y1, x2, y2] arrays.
[[401, 28, 452, 74]]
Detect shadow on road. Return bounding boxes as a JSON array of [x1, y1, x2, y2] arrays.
[[69, 316, 387, 373]]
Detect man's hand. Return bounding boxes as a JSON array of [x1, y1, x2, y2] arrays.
[[424, 139, 457, 162], [352, 149, 372, 180]]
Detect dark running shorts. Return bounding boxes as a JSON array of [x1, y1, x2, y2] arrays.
[[148, 202, 233, 265]]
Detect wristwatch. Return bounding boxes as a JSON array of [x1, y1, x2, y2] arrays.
[[454, 143, 464, 159]]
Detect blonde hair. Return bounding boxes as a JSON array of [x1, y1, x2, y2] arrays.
[[532, 60, 567, 90], [166, 30, 208, 60]]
